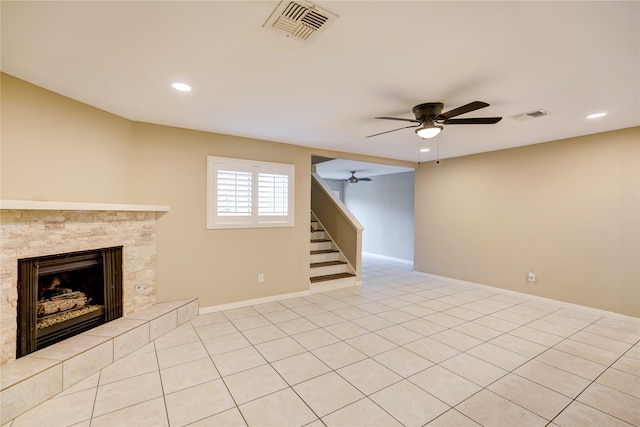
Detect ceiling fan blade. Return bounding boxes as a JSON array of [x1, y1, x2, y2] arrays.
[[366, 124, 420, 138], [374, 116, 420, 123], [443, 117, 502, 125], [359, 177, 372, 181], [440, 101, 490, 119]]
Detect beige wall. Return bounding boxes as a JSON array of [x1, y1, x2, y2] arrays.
[[1, 73, 412, 309], [1, 74, 135, 203], [414, 127, 640, 317]]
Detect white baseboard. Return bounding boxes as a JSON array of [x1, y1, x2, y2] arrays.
[[363, 252, 413, 265], [414, 270, 640, 322]]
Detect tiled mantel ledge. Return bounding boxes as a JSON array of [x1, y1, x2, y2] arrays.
[[0, 199, 170, 212], [0, 298, 199, 424]]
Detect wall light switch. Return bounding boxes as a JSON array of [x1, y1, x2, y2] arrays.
[[258, 273, 265, 283], [527, 272, 536, 282]]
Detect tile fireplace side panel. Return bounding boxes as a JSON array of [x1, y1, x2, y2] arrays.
[[0, 209, 159, 364]]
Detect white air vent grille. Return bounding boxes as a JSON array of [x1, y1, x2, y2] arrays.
[[264, 1, 337, 42], [510, 109, 553, 121]]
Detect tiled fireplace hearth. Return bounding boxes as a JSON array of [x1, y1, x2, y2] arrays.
[[0, 200, 201, 423]]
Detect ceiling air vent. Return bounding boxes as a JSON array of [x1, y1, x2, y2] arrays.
[[510, 109, 553, 122], [264, 1, 337, 42]]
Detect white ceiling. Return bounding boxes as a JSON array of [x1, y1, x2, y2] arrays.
[[2, 1, 638, 163], [315, 158, 414, 180]]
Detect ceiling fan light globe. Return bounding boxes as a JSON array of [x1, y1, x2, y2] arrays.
[[415, 124, 443, 139]]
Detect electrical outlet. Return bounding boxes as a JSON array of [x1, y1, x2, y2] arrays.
[[527, 272, 536, 283], [258, 273, 264, 283]]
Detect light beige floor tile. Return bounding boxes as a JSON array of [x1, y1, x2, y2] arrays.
[[165, 379, 235, 426], [457, 389, 547, 427], [90, 396, 168, 427], [255, 337, 306, 362], [316, 299, 350, 311], [294, 372, 364, 417], [419, 299, 455, 312], [370, 380, 449, 426], [535, 349, 607, 380], [466, 342, 530, 371], [375, 325, 423, 345], [189, 407, 247, 426], [488, 374, 571, 420], [489, 334, 547, 358], [596, 368, 640, 398], [373, 347, 433, 377], [160, 357, 219, 394], [352, 314, 395, 331], [277, 317, 319, 335], [402, 317, 447, 335], [155, 340, 208, 369], [453, 322, 504, 341], [612, 355, 640, 376], [359, 301, 393, 314], [56, 372, 99, 397], [93, 371, 163, 417], [553, 339, 621, 366], [333, 306, 372, 320], [153, 325, 200, 350], [231, 314, 272, 331], [211, 346, 267, 377], [595, 317, 640, 334], [461, 301, 503, 315], [224, 364, 289, 404], [271, 352, 331, 386], [404, 337, 460, 363], [291, 303, 328, 317], [514, 360, 591, 398], [526, 319, 579, 338], [223, 306, 260, 320], [429, 329, 484, 351], [305, 311, 345, 327], [553, 401, 633, 427], [570, 331, 633, 354], [251, 301, 287, 314], [98, 351, 158, 385], [323, 397, 402, 427], [540, 313, 591, 330], [426, 409, 481, 426], [189, 311, 227, 327], [195, 320, 238, 342], [510, 326, 565, 347], [323, 321, 370, 340], [585, 323, 640, 344], [554, 308, 602, 324], [444, 307, 484, 321], [425, 312, 467, 328], [440, 353, 507, 387], [396, 305, 433, 319], [577, 382, 640, 425], [202, 332, 250, 356], [292, 328, 340, 350], [337, 358, 402, 395], [312, 342, 367, 370], [345, 333, 397, 356], [473, 315, 520, 332], [12, 388, 95, 427], [505, 305, 548, 319], [262, 308, 301, 324], [241, 324, 287, 345], [409, 365, 481, 406], [240, 388, 318, 427]]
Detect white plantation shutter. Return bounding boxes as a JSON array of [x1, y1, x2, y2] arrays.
[[208, 157, 294, 228]]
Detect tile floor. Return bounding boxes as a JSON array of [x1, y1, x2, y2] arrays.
[[5, 255, 639, 427]]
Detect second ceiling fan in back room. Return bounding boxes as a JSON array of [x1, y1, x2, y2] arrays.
[[367, 101, 502, 139]]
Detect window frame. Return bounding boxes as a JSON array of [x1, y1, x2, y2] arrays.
[[207, 156, 295, 229]]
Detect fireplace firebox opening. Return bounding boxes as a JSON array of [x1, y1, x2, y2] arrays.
[[17, 247, 123, 358]]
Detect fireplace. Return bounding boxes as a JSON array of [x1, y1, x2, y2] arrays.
[[16, 246, 123, 358]]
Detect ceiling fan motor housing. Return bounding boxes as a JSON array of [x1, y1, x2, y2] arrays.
[[413, 102, 444, 122]]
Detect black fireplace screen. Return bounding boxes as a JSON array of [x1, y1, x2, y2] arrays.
[[17, 246, 123, 358]]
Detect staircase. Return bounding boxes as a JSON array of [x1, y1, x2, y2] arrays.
[[310, 213, 356, 289]]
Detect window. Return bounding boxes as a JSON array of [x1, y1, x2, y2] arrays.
[[207, 156, 295, 228]]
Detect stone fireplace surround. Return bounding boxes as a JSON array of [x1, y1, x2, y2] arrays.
[[1, 200, 170, 364], [0, 200, 201, 423]]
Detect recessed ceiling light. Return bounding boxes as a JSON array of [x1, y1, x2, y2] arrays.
[[587, 112, 606, 119], [172, 82, 191, 92], [420, 148, 430, 152]]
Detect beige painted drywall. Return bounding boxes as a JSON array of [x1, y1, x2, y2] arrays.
[[1, 74, 135, 202], [0, 73, 414, 309], [414, 127, 640, 317]]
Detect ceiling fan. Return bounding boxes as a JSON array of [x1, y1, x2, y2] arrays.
[[367, 101, 502, 139], [335, 171, 372, 184]]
